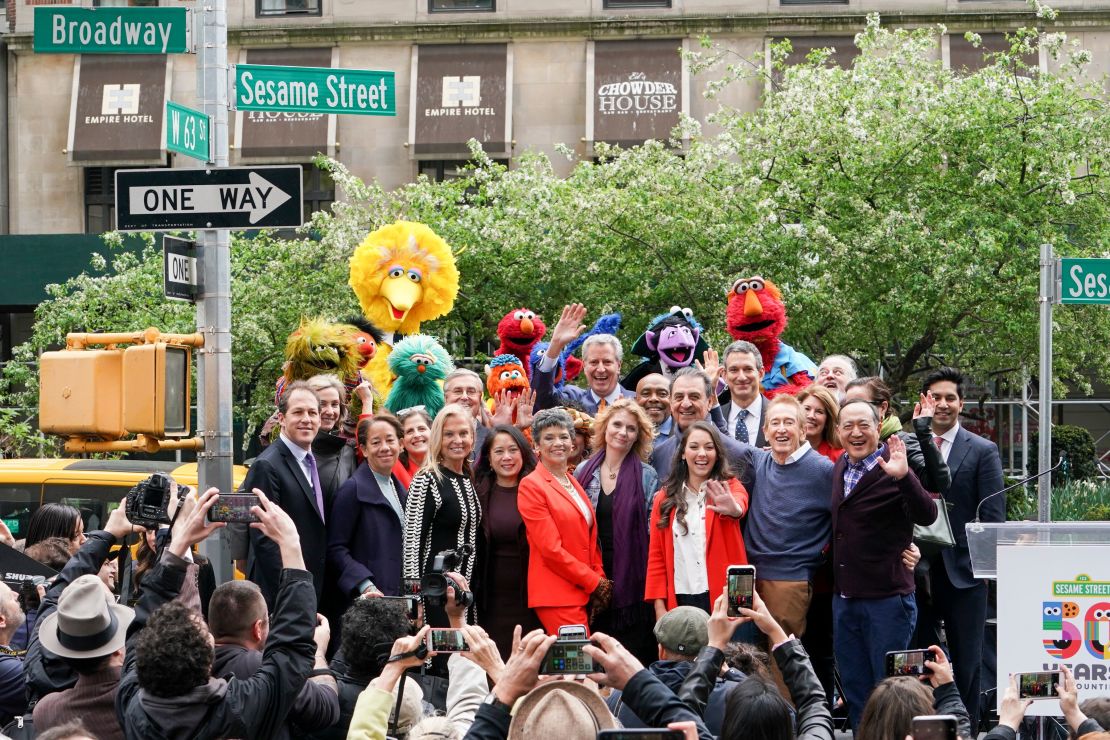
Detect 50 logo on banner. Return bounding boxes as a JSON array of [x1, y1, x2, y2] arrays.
[[1042, 575, 1110, 660]]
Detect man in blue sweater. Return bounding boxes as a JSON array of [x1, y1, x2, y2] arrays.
[[739, 396, 834, 679]]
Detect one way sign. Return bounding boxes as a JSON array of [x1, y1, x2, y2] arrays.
[[115, 165, 303, 232]]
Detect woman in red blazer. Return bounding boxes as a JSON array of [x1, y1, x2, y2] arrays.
[[646, 420, 749, 618], [518, 409, 610, 634]]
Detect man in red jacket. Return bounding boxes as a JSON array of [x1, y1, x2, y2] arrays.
[[831, 400, 938, 729]]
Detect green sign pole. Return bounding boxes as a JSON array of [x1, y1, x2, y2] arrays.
[[234, 63, 396, 116], [166, 101, 212, 163], [1059, 257, 1110, 305], [33, 7, 190, 55]]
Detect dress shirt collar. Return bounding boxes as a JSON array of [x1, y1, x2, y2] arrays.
[[783, 441, 812, 465], [279, 432, 310, 463]]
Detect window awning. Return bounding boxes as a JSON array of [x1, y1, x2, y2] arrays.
[[588, 39, 687, 149], [66, 55, 170, 165], [410, 43, 511, 157]]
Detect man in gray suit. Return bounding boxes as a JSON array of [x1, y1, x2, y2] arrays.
[[718, 340, 769, 448], [918, 366, 1005, 725]]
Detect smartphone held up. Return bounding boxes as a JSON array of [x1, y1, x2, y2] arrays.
[[206, 493, 261, 523], [727, 565, 755, 618]]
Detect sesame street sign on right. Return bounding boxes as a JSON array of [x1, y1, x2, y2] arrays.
[[1059, 258, 1110, 305]]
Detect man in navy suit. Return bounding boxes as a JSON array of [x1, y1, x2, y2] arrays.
[[718, 340, 769, 448], [532, 303, 635, 415], [232, 380, 330, 608], [918, 366, 1005, 725]]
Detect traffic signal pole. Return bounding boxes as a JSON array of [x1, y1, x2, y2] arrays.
[[195, 0, 234, 583]]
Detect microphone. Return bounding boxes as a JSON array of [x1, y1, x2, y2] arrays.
[[969, 455, 1066, 531]]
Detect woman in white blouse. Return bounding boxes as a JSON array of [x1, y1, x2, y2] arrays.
[[645, 420, 749, 618]]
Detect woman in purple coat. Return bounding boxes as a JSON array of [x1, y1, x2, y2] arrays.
[[328, 415, 408, 601]]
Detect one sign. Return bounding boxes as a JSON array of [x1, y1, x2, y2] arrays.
[[115, 165, 304, 232], [997, 544, 1110, 715], [163, 236, 197, 302], [233, 63, 395, 116], [1059, 258, 1110, 305], [166, 101, 211, 163], [34, 7, 189, 55], [413, 44, 509, 155]]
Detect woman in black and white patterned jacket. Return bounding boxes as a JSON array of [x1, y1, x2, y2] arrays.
[[402, 403, 482, 628]]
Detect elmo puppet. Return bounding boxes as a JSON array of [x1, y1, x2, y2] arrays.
[[725, 275, 816, 396], [495, 308, 546, 378]]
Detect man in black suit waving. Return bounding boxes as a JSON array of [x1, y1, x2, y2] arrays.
[[233, 380, 329, 607], [918, 366, 1006, 726]]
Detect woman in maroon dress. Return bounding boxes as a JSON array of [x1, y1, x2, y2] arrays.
[[474, 423, 542, 658]]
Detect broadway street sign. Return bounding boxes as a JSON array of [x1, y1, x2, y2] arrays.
[[233, 63, 395, 116], [166, 101, 212, 163], [115, 166, 303, 232], [34, 7, 190, 55]]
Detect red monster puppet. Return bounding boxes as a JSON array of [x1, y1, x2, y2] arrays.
[[495, 308, 547, 379], [725, 275, 817, 397]]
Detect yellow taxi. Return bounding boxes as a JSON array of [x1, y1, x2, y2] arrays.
[[0, 458, 247, 542]]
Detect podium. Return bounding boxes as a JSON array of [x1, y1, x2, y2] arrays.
[[967, 522, 1110, 719]]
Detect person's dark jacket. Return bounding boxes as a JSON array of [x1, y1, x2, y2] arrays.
[[313, 431, 357, 502], [900, 418, 951, 495], [985, 718, 1102, 740], [212, 643, 339, 739], [678, 639, 832, 740], [605, 658, 744, 735], [327, 464, 407, 598], [831, 449, 937, 598], [932, 680, 972, 740], [25, 530, 117, 705], [303, 659, 373, 740], [115, 554, 318, 740]]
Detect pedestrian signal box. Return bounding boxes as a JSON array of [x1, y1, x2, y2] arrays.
[[39, 328, 201, 451]]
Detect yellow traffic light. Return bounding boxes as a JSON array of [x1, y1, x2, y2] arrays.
[[122, 343, 191, 437], [39, 348, 125, 439], [38, 328, 203, 452]]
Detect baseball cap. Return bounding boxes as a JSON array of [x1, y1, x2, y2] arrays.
[[653, 605, 708, 656]]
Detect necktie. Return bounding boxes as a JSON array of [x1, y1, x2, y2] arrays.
[[597, 398, 608, 415], [934, 436, 944, 450], [304, 452, 326, 522], [734, 408, 750, 443]]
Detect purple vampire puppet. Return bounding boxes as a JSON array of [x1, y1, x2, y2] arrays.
[[620, 306, 710, 390]]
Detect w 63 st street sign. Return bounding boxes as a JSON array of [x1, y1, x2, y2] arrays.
[[166, 102, 212, 163], [115, 166, 303, 232]]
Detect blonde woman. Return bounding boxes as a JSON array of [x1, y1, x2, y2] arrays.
[[573, 398, 659, 662], [401, 403, 482, 627]]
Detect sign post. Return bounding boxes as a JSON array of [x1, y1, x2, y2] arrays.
[[233, 63, 396, 116], [162, 236, 197, 302], [1039, 243, 1055, 523], [33, 6, 190, 55], [166, 101, 212, 163]]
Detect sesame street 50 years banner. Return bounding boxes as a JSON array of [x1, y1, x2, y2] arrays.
[[998, 545, 1110, 716]]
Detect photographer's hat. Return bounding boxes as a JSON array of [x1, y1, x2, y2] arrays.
[[654, 605, 709, 656], [38, 574, 134, 659]]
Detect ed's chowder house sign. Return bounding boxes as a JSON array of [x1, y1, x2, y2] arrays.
[[589, 39, 687, 148]]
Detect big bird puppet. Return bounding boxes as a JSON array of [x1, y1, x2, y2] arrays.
[[725, 275, 816, 397], [349, 222, 460, 395]]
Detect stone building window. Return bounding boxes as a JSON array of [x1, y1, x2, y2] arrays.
[[429, 0, 495, 11], [257, 0, 322, 17]]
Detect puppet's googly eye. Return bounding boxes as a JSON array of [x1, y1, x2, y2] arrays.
[[732, 279, 749, 295], [514, 311, 525, 320], [388, 266, 404, 279], [750, 278, 765, 291], [681, 307, 693, 317], [407, 269, 423, 283], [500, 371, 513, 381], [669, 305, 682, 313], [523, 311, 535, 319], [511, 370, 522, 379]]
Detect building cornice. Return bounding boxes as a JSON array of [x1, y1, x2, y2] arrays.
[[6, 9, 1110, 52]]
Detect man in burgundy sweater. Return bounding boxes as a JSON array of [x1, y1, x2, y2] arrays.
[[831, 399, 938, 729]]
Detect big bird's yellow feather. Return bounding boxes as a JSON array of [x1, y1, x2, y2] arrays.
[[348, 221, 460, 395]]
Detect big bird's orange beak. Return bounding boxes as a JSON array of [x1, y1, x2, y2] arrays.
[[743, 289, 763, 317]]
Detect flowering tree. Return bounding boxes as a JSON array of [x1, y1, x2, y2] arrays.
[[5, 8, 1110, 454]]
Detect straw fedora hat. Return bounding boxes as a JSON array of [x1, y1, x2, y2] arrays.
[[507, 680, 617, 740], [38, 574, 134, 659]]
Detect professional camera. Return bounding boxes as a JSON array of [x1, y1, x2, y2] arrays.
[[124, 472, 181, 529], [420, 546, 474, 609]]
